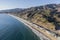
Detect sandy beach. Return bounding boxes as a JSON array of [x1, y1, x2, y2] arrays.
[[8, 14, 58, 40]]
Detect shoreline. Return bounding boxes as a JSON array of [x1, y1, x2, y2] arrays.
[[8, 14, 50, 40]]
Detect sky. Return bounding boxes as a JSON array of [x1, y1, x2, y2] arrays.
[[0, 0, 60, 10]]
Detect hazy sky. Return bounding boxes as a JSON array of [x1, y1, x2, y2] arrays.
[[0, 0, 60, 10]]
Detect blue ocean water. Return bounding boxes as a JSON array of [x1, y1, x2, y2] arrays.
[[0, 14, 40, 40]]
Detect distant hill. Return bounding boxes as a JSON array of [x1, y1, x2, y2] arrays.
[[1, 4, 60, 31], [0, 8, 24, 13]]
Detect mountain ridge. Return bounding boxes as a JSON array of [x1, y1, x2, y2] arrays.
[[0, 4, 60, 31]]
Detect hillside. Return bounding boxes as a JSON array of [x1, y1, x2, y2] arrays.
[[1, 4, 60, 31], [17, 4, 60, 31]]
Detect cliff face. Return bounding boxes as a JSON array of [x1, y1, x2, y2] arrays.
[[17, 4, 60, 31]]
